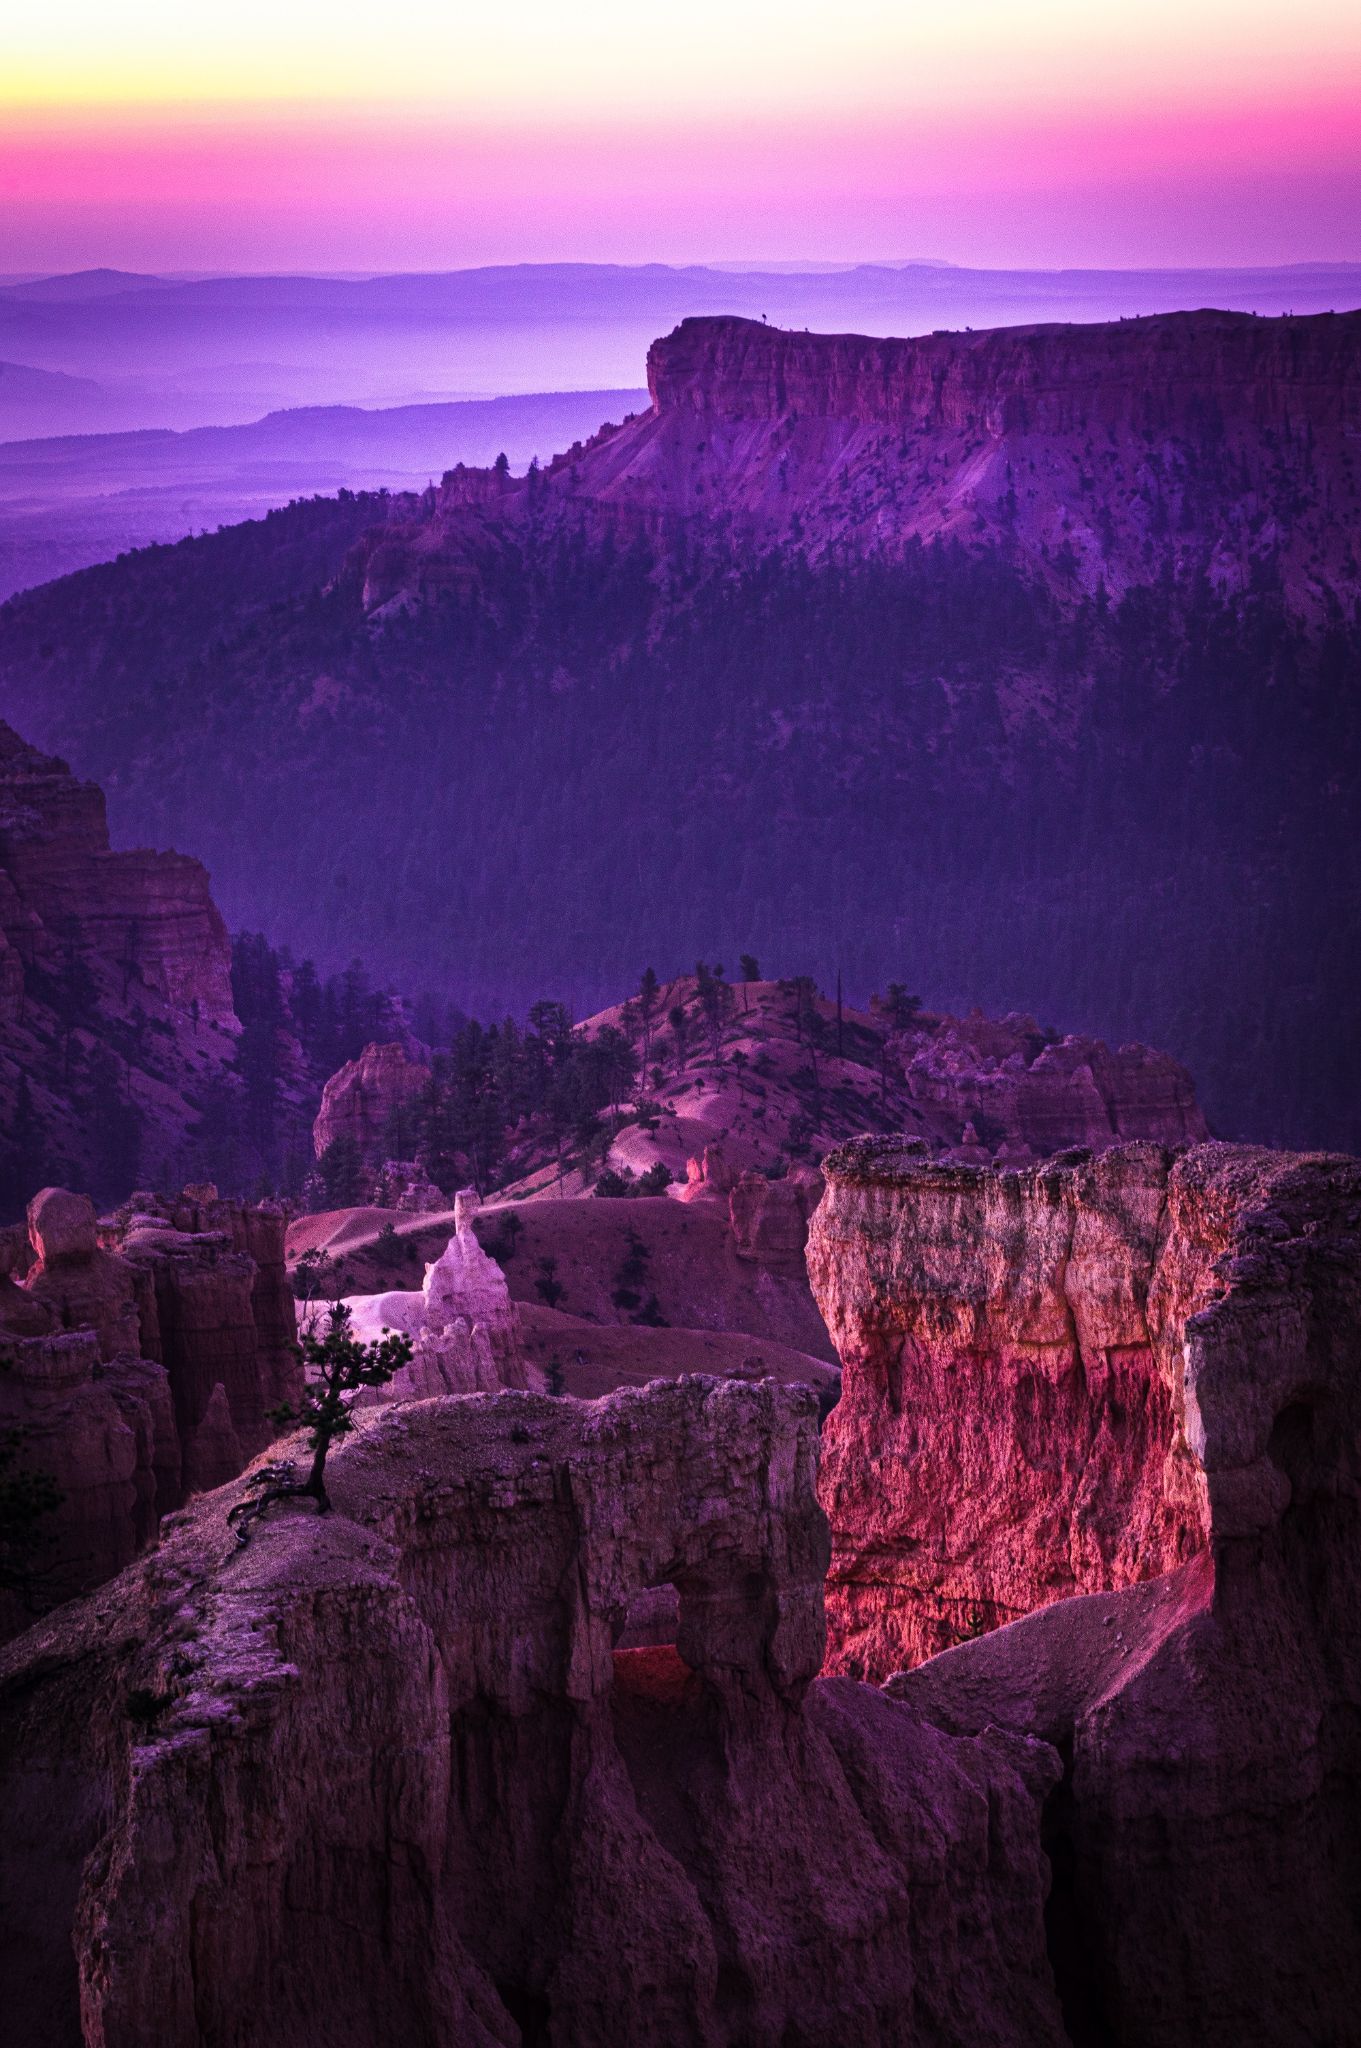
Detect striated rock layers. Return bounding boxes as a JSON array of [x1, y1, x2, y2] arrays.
[[312, 1039, 432, 1161], [879, 1141, 1361, 2047], [0, 722, 233, 1024], [898, 1011, 1208, 1159], [808, 1137, 1331, 1675], [0, 1185, 299, 1631], [0, 1378, 1066, 2048], [361, 309, 1361, 621], [0, 720, 239, 1197]]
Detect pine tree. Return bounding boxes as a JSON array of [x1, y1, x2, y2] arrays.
[[228, 1305, 413, 1537]]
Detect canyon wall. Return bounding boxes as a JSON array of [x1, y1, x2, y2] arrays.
[[0, 1378, 1066, 2048], [0, 721, 241, 1202], [4, 1136, 1358, 2046], [808, 1139, 1222, 1675], [876, 1140, 1361, 2046], [0, 1185, 298, 1632]]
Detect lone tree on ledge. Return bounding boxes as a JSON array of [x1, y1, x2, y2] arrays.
[[228, 1304, 413, 1545]]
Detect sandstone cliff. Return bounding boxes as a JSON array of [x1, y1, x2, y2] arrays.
[[875, 1141, 1361, 2046], [361, 309, 1361, 622], [311, 1038, 432, 1162], [0, 1378, 1065, 2048], [0, 1184, 299, 1631], [807, 1138, 1347, 1677], [0, 722, 243, 1205]]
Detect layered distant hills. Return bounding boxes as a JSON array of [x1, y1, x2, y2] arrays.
[[0, 388, 646, 599], [1, 309, 1357, 1152], [2, 260, 1358, 436]]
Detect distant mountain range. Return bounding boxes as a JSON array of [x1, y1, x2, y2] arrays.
[[0, 388, 646, 599], [1, 260, 1358, 438]]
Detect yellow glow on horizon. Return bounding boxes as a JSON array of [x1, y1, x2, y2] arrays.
[[7, 0, 1361, 121]]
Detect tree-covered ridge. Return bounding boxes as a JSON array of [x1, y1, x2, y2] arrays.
[[0, 494, 1356, 1153]]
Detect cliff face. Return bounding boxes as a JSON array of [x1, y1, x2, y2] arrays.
[[0, 721, 242, 1203], [312, 1038, 432, 1161], [0, 1378, 1065, 2048], [0, 722, 233, 1023], [875, 1141, 1361, 2047], [560, 310, 1361, 615], [642, 310, 1361, 438], [808, 1141, 1215, 1674], [0, 1184, 299, 1632], [808, 1138, 1359, 1679]]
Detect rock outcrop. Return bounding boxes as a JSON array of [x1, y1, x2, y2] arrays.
[[0, 721, 242, 1202], [312, 1039, 432, 1161], [343, 1188, 525, 1396], [0, 723, 234, 1025], [810, 1141, 1225, 1675], [362, 310, 1361, 623], [728, 1166, 825, 1270], [0, 1185, 299, 1631], [899, 1013, 1208, 1155], [109, 1186, 301, 1473], [882, 1141, 1361, 2048], [0, 1377, 1066, 2048]]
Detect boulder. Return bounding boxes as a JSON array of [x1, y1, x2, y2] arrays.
[[26, 1187, 98, 1267]]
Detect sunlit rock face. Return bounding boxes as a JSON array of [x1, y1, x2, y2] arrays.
[[876, 1141, 1361, 2048], [0, 1378, 1066, 2048], [808, 1140, 1218, 1677]]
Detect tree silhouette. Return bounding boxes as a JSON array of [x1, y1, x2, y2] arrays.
[[228, 1304, 413, 1541]]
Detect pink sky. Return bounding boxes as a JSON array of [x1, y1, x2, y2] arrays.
[[5, 3, 1360, 273]]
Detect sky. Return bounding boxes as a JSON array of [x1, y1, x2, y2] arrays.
[[4, 0, 1360, 274]]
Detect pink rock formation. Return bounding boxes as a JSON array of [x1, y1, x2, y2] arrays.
[[343, 1188, 526, 1396], [24, 1186, 144, 1359], [808, 1140, 1228, 1676], [728, 1165, 825, 1269], [312, 1039, 432, 1160], [0, 721, 234, 1025], [0, 1377, 1065, 2048], [677, 1139, 736, 1202], [884, 1142, 1361, 2048], [901, 1012, 1207, 1156], [112, 1189, 300, 1464], [0, 1186, 299, 1632]]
